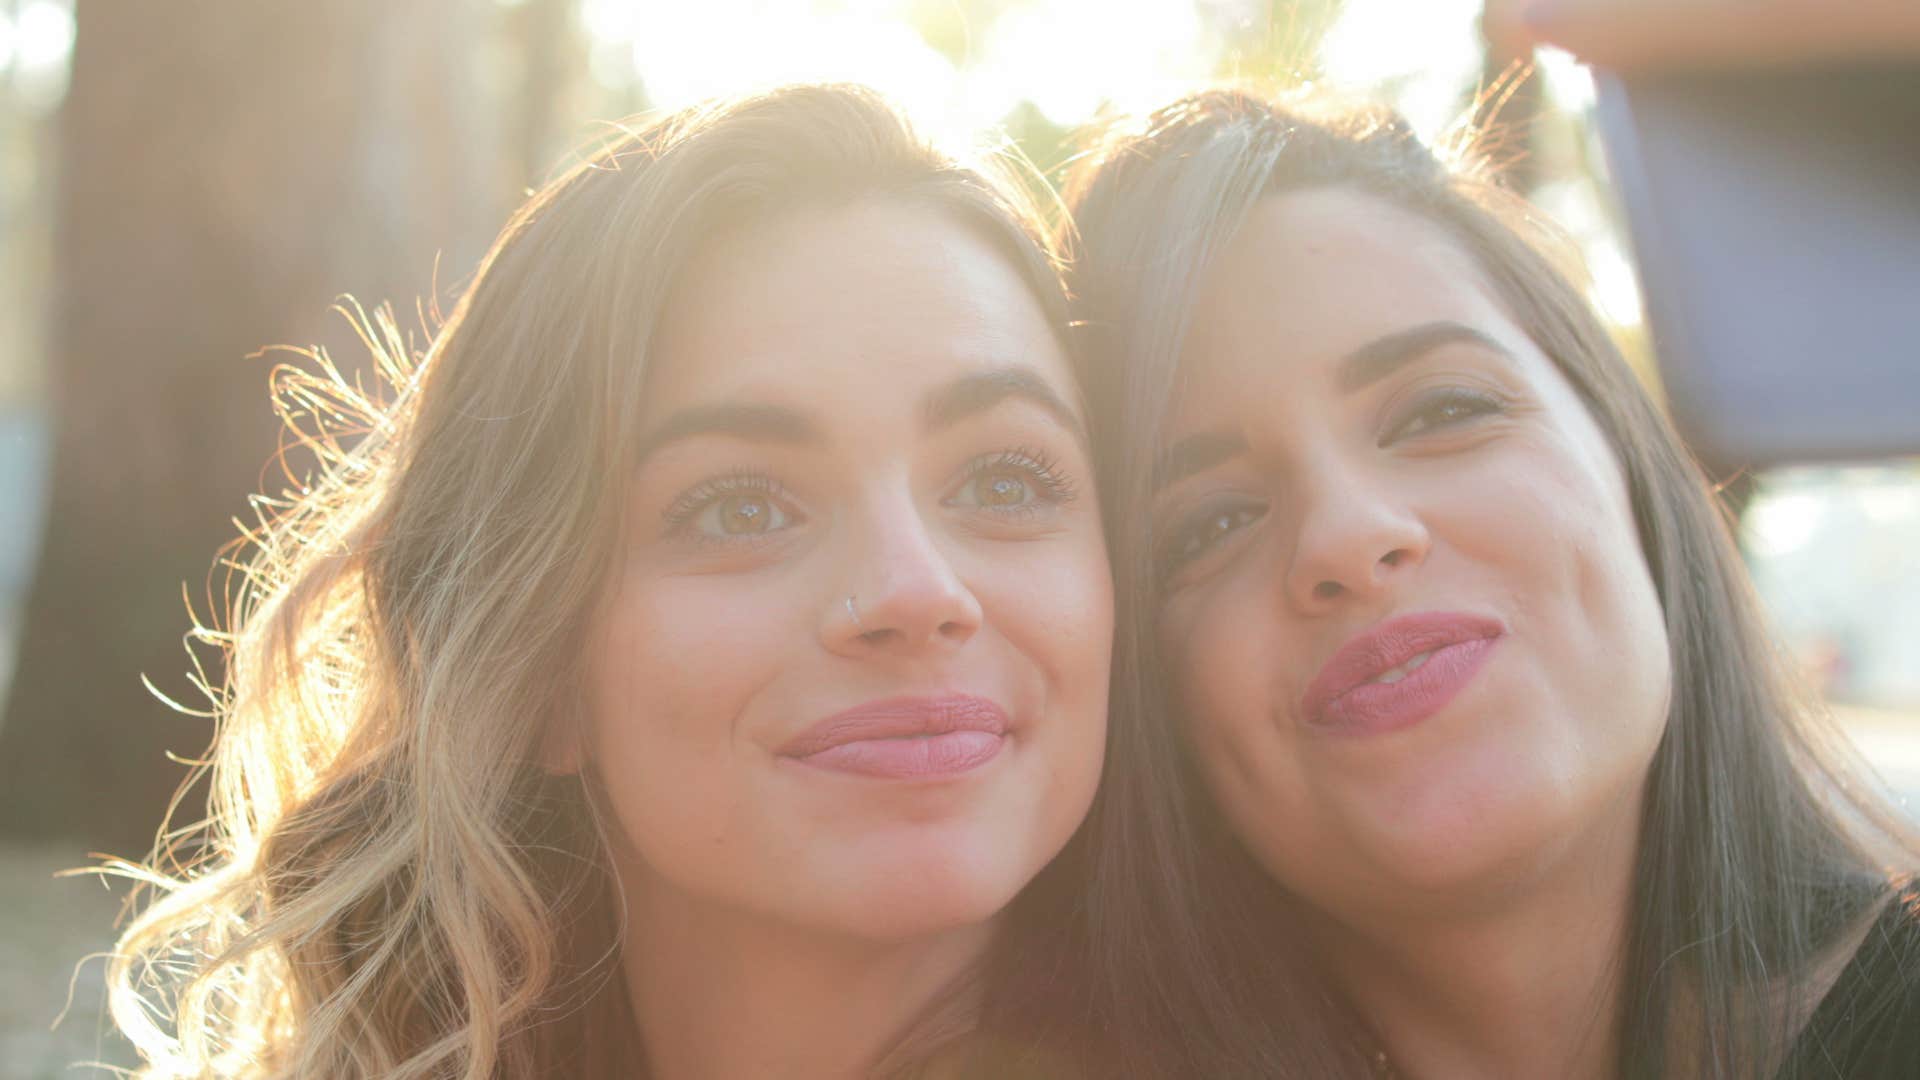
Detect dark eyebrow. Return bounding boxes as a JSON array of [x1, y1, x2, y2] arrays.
[[922, 366, 1087, 445], [1154, 430, 1247, 493], [632, 402, 822, 465], [1151, 324, 1511, 492], [1338, 321, 1516, 393]]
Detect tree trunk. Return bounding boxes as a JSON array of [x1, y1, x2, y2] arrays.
[[0, 1, 500, 854]]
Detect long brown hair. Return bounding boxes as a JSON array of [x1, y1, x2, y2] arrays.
[[103, 84, 1111, 1079], [1063, 87, 1919, 1078]]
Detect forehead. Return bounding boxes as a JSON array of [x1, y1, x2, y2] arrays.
[[642, 198, 1070, 421], [1179, 187, 1525, 394]]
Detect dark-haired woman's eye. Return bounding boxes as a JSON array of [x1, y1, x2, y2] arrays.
[[664, 473, 800, 542], [1382, 387, 1506, 444], [947, 447, 1078, 516], [1159, 499, 1267, 579]]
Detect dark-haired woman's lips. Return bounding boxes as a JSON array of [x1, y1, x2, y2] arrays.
[[1300, 612, 1505, 736], [779, 694, 1008, 779]]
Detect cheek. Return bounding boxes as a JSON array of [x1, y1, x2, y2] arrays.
[[1466, 442, 1672, 761], [975, 528, 1113, 680], [1551, 441, 1669, 694], [973, 534, 1115, 790], [1160, 575, 1292, 806], [594, 573, 782, 734], [1572, 472, 1672, 738], [586, 570, 796, 856]]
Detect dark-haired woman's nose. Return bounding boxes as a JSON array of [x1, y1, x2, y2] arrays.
[[1281, 471, 1429, 614], [823, 500, 982, 658]]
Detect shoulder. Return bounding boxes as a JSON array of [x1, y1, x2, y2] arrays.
[[1782, 880, 1920, 1079]]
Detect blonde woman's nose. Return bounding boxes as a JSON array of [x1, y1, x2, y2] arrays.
[[822, 502, 982, 657]]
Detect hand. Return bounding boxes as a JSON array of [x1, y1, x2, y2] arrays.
[[1484, 0, 1920, 71]]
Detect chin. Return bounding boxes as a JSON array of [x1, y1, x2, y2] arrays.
[[1360, 788, 1602, 904], [815, 831, 1037, 943], [1379, 832, 1541, 901]]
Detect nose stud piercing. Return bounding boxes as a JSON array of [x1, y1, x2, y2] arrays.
[[846, 594, 863, 632]]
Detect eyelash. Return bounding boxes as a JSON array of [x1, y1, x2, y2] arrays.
[[1156, 498, 1267, 582], [950, 445, 1079, 514], [1154, 387, 1508, 579], [658, 446, 1078, 542], [1381, 386, 1507, 444], [661, 471, 795, 535]]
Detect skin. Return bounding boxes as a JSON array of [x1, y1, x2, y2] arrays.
[[577, 198, 1110, 1079], [1485, 0, 1920, 70], [1153, 187, 1671, 1077]]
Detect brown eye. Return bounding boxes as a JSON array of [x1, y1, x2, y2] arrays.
[[1191, 511, 1241, 549], [974, 472, 1030, 508], [718, 493, 775, 534], [663, 473, 798, 542], [1382, 387, 1506, 444], [945, 447, 1076, 517], [948, 441, 1082, 518], [1159, 501, 1267, 579]]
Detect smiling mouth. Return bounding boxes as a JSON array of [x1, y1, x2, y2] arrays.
[[1368, 648, 1435, 686], [1301, 612, 1506, 735], [780, 694, 1010, 780]]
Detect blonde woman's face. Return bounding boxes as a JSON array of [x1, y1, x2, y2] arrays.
[[1153, 189, 1670, 918], [586, 200, 1111, 943]]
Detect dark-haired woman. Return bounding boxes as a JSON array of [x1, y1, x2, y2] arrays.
[[1065, 90, 1920, 1078]]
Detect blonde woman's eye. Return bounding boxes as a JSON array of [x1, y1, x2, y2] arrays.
[[705, 492, 785, 535], [947, 448, 1078, 514], [974, 472, 1030, 507], [664, 473, 799, 541]]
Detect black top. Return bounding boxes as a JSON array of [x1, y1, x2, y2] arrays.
[[1777, 883, 1920, 1079]]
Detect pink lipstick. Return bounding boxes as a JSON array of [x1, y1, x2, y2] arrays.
[[779, 694, 1008, 779], [1300, 612, 1504, 735]]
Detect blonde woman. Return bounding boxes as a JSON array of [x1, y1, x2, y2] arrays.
[[104, 86, 1119, 1079]]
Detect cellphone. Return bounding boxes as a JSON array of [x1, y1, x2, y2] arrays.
[[1593, 62, 1920, 471]]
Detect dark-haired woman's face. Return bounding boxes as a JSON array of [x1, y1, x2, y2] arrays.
[[1153, 188, 1670, 914], [584, 199, 1110, 944]]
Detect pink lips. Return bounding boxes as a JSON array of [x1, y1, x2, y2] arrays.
[[779, 694, 1009, 779], [1300, 612, 1504, 735]]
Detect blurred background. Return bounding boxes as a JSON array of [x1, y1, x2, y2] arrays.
[[0, 1, 1913, 1074]]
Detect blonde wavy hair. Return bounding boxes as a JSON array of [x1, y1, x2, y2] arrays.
[[101, 84, 1078, 1079]]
